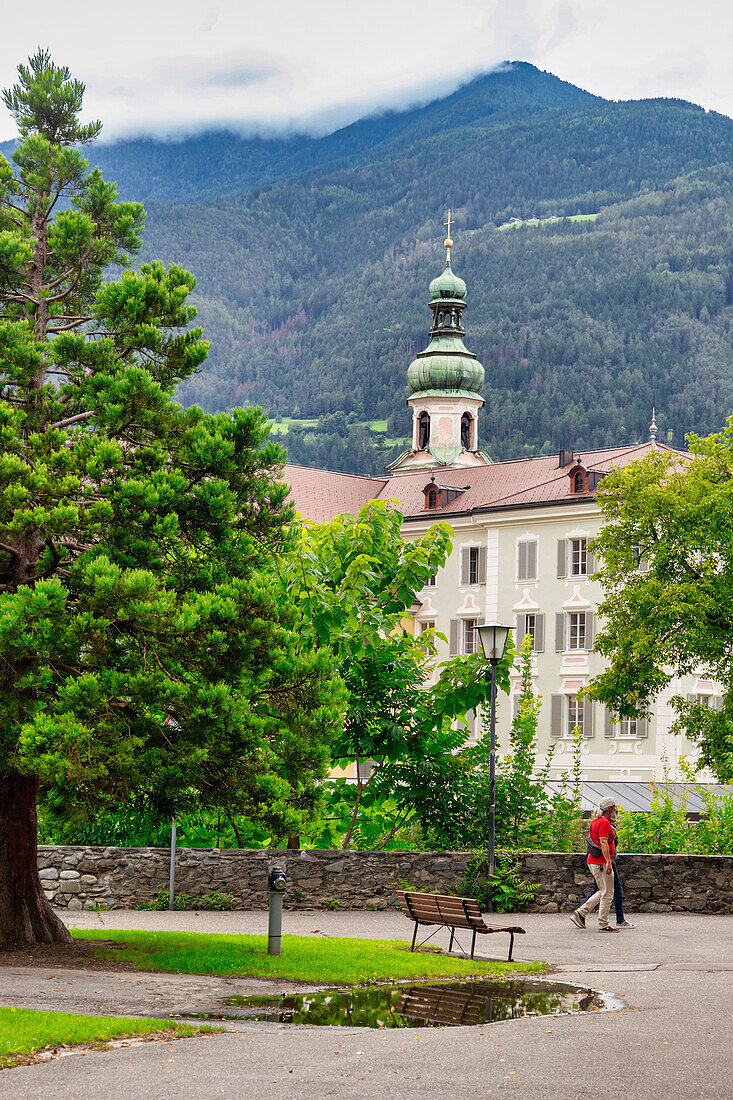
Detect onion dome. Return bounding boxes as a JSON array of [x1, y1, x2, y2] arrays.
[[429, 262, 467, 301]]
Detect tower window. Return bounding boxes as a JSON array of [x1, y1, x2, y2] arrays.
[[418, 412, 430, 449], [461, 413, 472, 450]]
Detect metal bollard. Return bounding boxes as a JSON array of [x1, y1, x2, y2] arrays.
[[267, 865, 287, 955]]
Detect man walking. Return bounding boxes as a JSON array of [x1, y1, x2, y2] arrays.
[[570, 796, 619, 933]]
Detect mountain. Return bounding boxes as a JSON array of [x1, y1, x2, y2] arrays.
[[5, 62, 733, 473], [85, 63, 598, 204]]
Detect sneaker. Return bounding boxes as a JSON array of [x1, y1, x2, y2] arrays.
[[569, 910, 586, 929], [617, 921, 636, 929], [598, 926, 620, 933]]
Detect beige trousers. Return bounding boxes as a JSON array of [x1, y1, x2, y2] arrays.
[[577, 863, 615, 928]]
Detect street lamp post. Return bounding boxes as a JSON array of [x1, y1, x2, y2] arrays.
[[476, 623, 511, 893]]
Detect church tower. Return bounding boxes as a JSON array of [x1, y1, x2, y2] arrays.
[[388, 213, 491, 472]]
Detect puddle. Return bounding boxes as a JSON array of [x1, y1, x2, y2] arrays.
[[179, 978, 618, 1028]]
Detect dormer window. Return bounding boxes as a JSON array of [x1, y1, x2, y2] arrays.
[[423, 481, 468, 511], [569, 465, 587, 494], [569, 465, 607, 494]]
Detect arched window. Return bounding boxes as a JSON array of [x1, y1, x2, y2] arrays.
[[573, 470, 585, 493], [427, 488, 438, 509], [418, 412, 430, 450], [461, 413, 472, 450]]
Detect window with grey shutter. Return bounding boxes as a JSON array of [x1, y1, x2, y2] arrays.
[[515, 614, 527, 647], [550, 695, 563, 738], [555, 612, 566, 652], [637, 716, 649, 738], [585, 611, 594, 649], [712, 695, 724, 711], [449, 620, 460, 656], [460, 548, 470, 586], [478, 546, 487, 585], [583, 700, 594, 739], [517, 541, 528, 581], [686, 693, 697, 703], [586, 548, 595, 576], [512, 695, 520, 723], [527, 540, 537, 580], [534, 613, 545, 653], [557, 539, 567, 578], [604, 707, 614, 738], [518, 540, 537, 581]]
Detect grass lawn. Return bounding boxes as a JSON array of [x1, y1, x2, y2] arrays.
[[267, 417, 318, 434], [498, 212, 599, 231], [0, 1006, 216, 1069], [73, 929, 545, 984]]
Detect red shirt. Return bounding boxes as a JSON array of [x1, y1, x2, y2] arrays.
[[588, 814, 616, 864]]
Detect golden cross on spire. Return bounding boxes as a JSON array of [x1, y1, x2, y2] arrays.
[[443, 209, 454, 262]]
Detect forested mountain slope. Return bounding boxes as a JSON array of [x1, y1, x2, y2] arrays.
[[5, 62, 732, 473], [83, 63, 598, 203]]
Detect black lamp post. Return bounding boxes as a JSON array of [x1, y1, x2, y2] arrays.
[[476, 623, 511, 890]]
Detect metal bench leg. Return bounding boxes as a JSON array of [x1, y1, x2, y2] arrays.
[[507, 931, 514, 962], [471, 929, 476, 960], [449, 927, 455, 953], [411, 921, 418, 953]]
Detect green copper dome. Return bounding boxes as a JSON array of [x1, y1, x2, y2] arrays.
[[429, 263, 466, 301], [407, 337, 484, 394]]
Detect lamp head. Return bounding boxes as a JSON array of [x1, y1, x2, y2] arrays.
[[476, 623, 511, 663]]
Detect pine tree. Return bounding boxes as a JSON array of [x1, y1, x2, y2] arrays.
[[0, 51, 341, 944]]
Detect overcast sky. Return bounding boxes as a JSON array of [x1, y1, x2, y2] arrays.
[[1, 0, 731, 143]]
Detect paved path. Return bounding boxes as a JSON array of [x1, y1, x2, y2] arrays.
[[1, 909, 732, 1098]]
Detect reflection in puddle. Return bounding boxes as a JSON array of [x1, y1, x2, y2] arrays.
[[184, 979, 614, 1028]]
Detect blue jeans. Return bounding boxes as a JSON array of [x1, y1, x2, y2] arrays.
[[582, 863, 625, 924]]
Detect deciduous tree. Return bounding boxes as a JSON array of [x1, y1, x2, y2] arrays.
[[283, 499, 511, 848], [587, 428, 733, 779]]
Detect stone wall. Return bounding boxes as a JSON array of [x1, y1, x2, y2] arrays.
[[38, 846, 733, 914]]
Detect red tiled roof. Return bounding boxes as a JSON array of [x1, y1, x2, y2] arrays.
[[282, 443, 687, 523], [283, 464, 386, 523], [383, 443, 685, 518]]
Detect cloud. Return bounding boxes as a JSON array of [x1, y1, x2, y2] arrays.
[[0, 0, 730, 142]]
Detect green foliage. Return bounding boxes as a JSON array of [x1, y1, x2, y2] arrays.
[[39, 798, 272, 849], [0, 51, 344, 866], [615, 781, 733, 854], [457, 851, 539, 913], [588, 422, 733, 779], [414, 635, 584, 853], [136, 886, 234, 911], [281, 499, 512, 848]]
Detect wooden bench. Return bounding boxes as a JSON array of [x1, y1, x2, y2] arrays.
[[397, 890, 525, 961]]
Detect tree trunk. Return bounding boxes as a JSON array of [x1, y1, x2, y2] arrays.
[[0, 772, 71, 945]]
